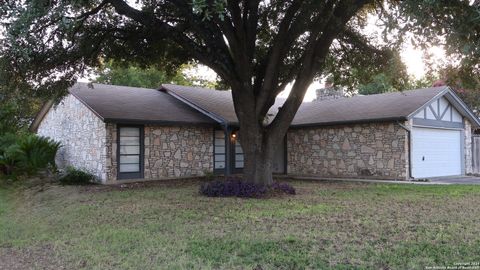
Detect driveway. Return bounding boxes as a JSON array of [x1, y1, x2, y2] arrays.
[[427, 176, 480, 185], [286, 175, 480, 185]]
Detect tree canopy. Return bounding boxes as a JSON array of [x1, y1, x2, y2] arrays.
[[94, 61, 220, 89], [1, 0, 480, 184]]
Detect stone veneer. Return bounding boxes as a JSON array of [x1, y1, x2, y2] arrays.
[[465, 119, 473, 174], [37, 94, 110, 181], [143, 125, 213, 179], [103, 124, 214, 183], [287, 122, 409, 180]]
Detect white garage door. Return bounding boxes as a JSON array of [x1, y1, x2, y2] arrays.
[[412, 127, 462, 178]]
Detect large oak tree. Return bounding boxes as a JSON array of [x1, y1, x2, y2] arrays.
[[1, 0, 479, 185]]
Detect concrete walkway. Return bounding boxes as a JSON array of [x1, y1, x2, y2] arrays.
[[282, 175, 480, 185], [427, 176, 480, 185]]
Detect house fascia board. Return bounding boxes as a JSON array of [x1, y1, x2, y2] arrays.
[[289, 117, 408, 129], [103, 118, 219, 127]]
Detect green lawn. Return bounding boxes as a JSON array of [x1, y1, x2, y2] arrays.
[[1, 179, 480, 269]]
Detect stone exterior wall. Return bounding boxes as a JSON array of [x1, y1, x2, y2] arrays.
[[37, 94, 110, 182], [105, 123, 117, 182], [287, 122, 409, 180], [143, 126, 213, 179], [104, 124, 214, 183], [465, 119, 473, 174]]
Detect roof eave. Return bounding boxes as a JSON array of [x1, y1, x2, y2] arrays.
[[289, 117, 408, 129], [104, 118, 219, 127]]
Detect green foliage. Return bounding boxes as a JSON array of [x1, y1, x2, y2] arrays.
[[435, 65, 480, 113], [94, 61, 222, 89], [0, 103, 23, 134], [2, 1, 480, 98], [203, 170, 215, 181], [58, 166, 96, 185], [0, 133, 60, 179]]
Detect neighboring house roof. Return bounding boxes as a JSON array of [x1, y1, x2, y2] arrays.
[[69, 83, 217, 125]]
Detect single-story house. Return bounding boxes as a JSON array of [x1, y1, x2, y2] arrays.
[[31, 82, 480, 184]]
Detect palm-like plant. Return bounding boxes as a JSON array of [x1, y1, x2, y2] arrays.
[[0, 133, 61, 178]]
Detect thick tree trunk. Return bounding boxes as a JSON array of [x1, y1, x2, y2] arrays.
[[240, 128, 275, 186], [237, 119, 287, 186]]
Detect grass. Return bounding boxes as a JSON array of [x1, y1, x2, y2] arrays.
[[1, 180, 480, 269]]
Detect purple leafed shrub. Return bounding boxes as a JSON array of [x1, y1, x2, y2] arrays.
[[200, 176, 296, 198], [200, 177, 267, 198], [271, 182, 296, 195]]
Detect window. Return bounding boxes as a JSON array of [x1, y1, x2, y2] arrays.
[[118, 126, 143, 179], [214, 130, 226, 170], [235, 136, 244, 169]]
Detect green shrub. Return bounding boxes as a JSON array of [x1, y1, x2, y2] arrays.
[[58, 166, 96, 185], [203, 170, 215, 181], [0, 133, 60, 178]]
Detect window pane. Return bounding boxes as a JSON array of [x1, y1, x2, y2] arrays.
[[235, 154, 244, 162], [120, 163, 140, 172], [235, 145, 243, 154], [214, 138, 225, 146], [214, 146, 225, 154], [215, 154, 225, 162], [120, 155, 140, 164], [120, 127, 140, 137], [235, 161, 244, 168], [215, 162, 225, 169], [120, 145, 140, 155], [215, 130, 225, 138], [120, 136, 140, 146]]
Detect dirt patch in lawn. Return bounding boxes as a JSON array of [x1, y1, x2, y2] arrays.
[[0, 245, 66, 270]]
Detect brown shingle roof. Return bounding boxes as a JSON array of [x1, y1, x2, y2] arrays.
[[161, 84, 239, 123], [292, 86, 447, 126], [161, 84, 286, 124], [69, 83, 216, 125], [162, 84, 448, 126]]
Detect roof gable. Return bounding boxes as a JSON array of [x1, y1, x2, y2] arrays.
[[407, 87, 480, 127]]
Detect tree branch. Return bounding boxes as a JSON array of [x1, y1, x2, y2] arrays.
[[267, 0, 374, 140], [107, 0, 235, 83]]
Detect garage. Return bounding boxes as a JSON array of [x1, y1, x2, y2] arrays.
[[412, 127, 462, 178]]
